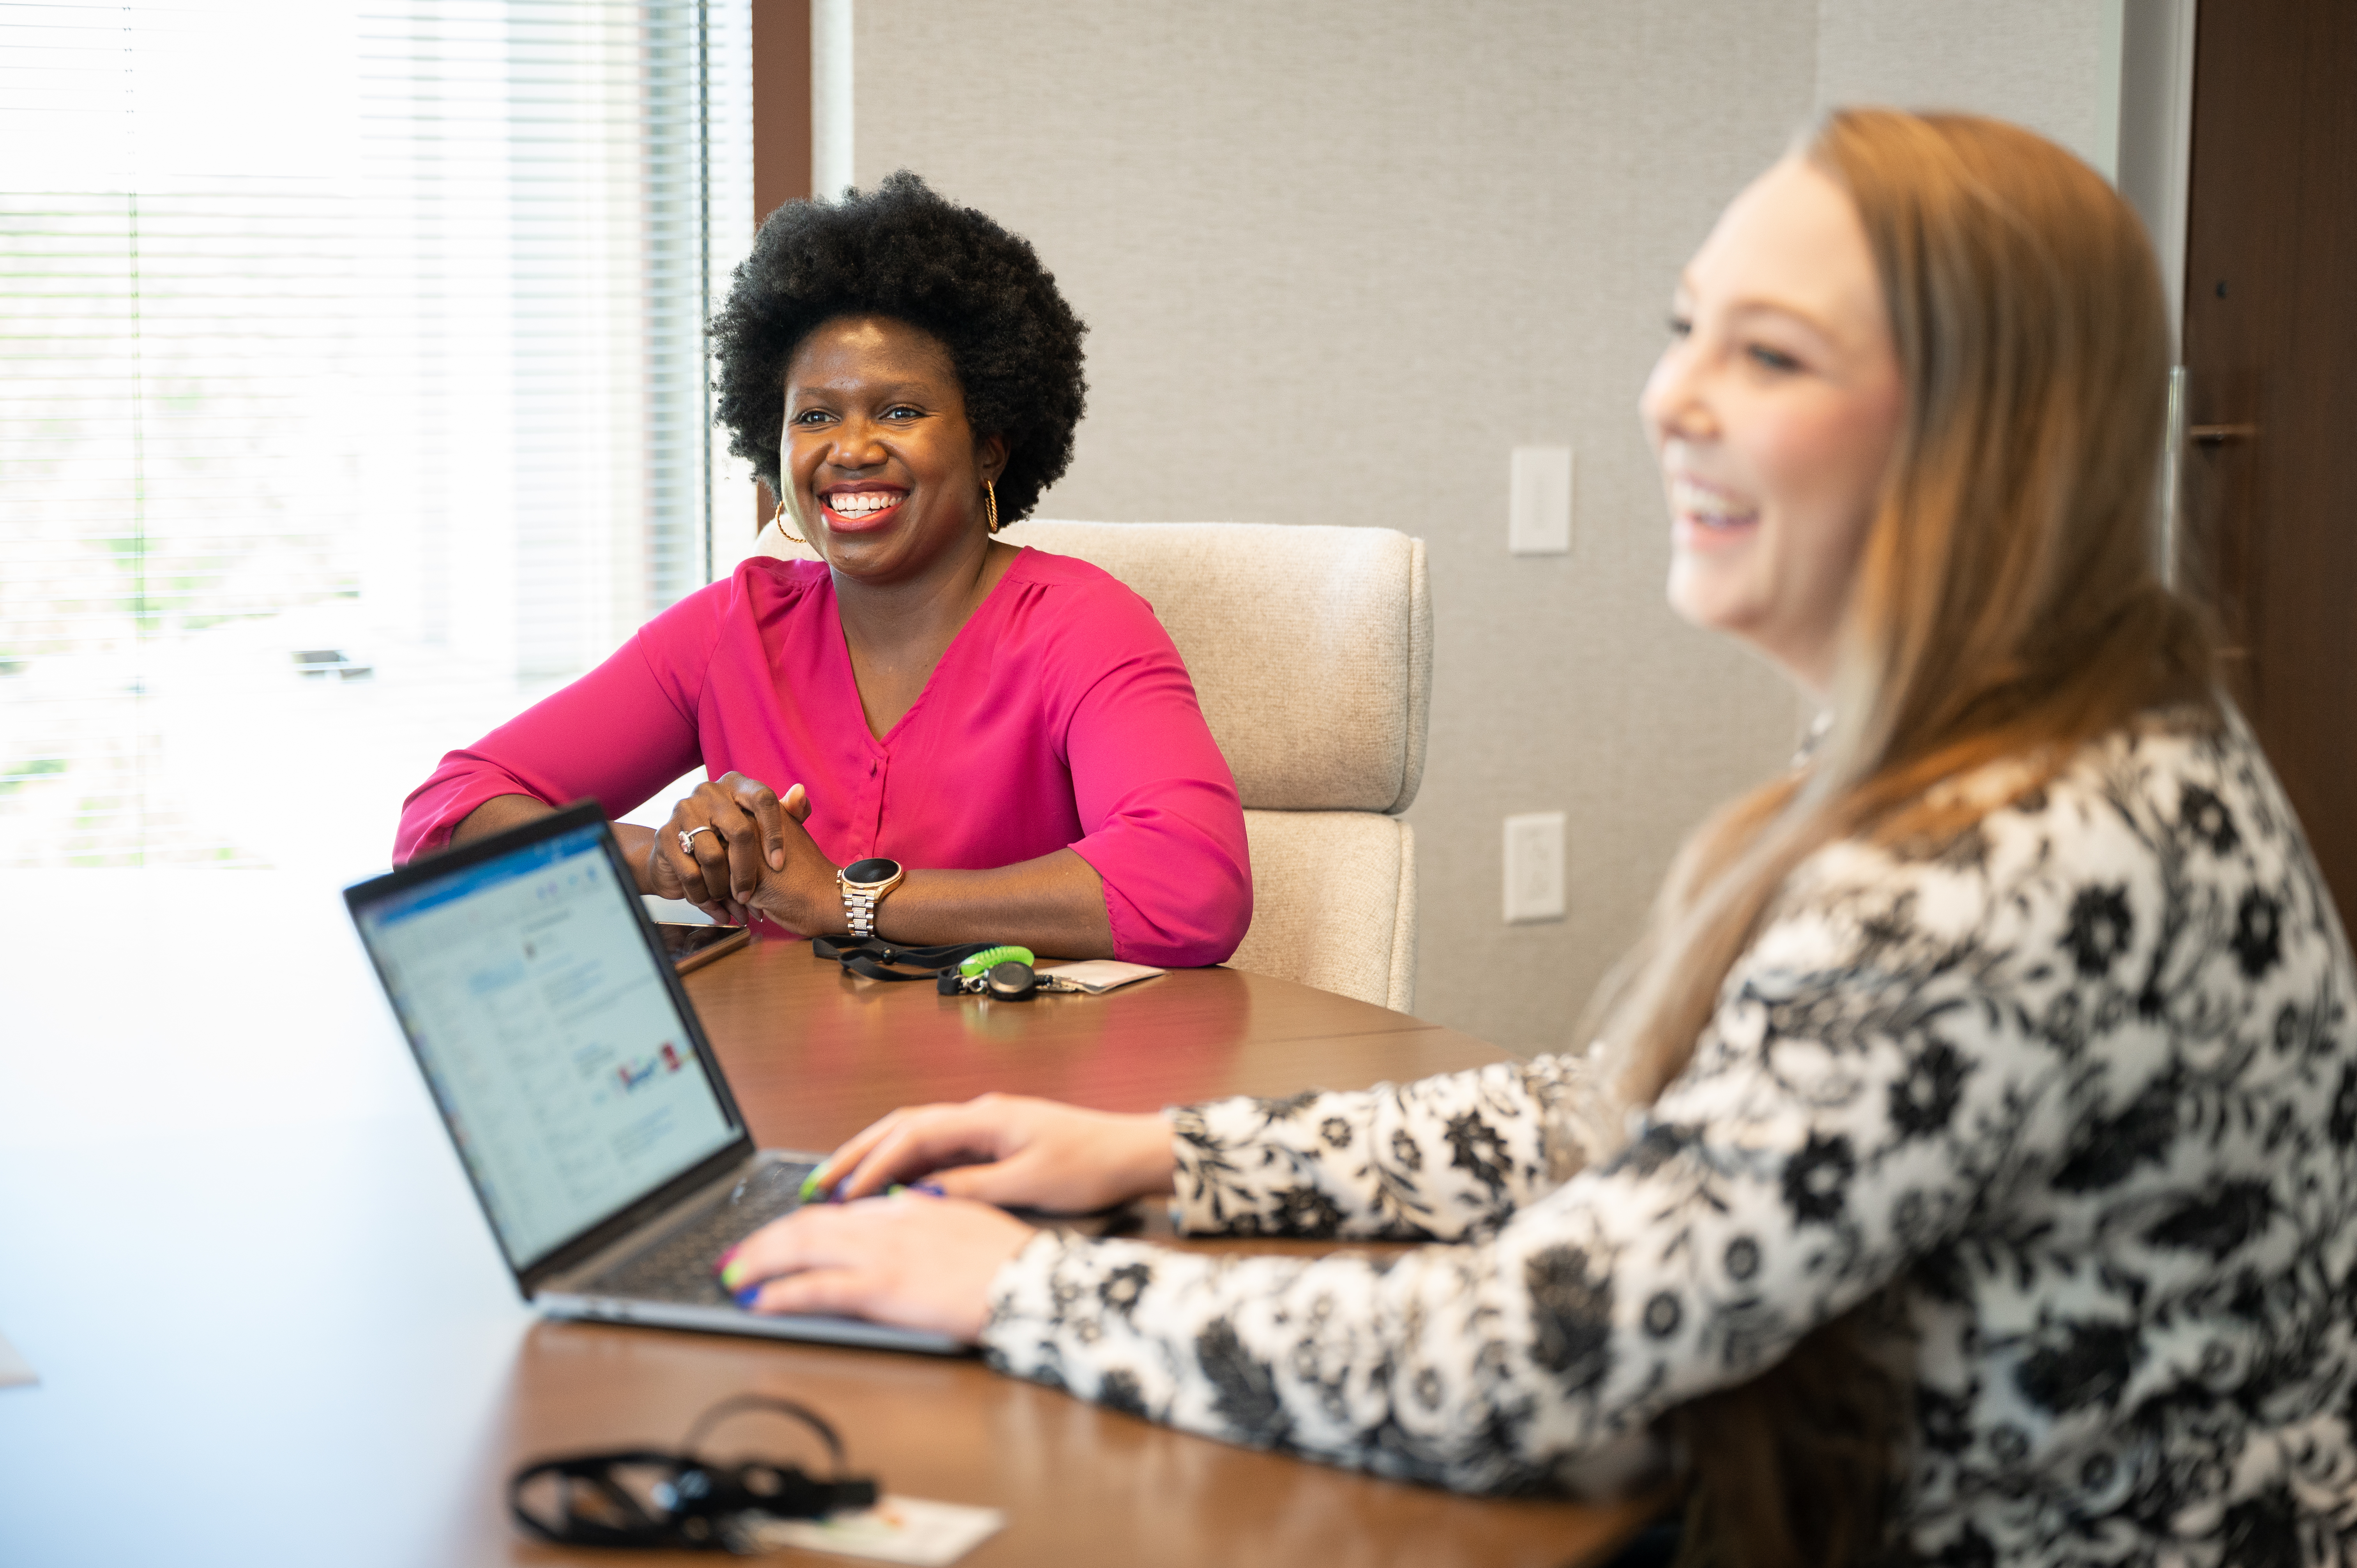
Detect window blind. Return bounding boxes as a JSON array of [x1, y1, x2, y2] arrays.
[[0, 0, 753, 874]]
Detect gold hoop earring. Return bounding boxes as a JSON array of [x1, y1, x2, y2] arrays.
[[984, 479, 1000, 535], [772, 496, 805, 546]]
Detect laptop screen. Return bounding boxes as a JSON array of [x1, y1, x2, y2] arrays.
[[355, 821, 740, 1272]]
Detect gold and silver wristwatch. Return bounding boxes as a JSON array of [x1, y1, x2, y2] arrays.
[[836, 856, 905, 938]]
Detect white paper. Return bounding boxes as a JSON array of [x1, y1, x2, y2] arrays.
[[745, 1496, 1005, 1566], [0, 1329, 38, 1389], [1037, 959, 1166, 994]]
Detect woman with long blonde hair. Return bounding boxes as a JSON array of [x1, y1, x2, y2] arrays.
[[714, 110, 2357, 1565]]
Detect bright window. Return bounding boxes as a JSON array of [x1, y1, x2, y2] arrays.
[[0, 0, 754, 878]]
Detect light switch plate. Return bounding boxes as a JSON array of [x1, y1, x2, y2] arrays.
[[1509, 445, 1573, 554], [1503, 811, 1567, 923]]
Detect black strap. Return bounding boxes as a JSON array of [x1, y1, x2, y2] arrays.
[[812, 934, 1002, 983], [509, 1395, 878, 1553], [678, 1395, 851, 1471], [509, 1449, 683, 1549]]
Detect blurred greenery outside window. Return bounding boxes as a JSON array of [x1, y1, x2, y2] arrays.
[[1, 0, 753, 876]]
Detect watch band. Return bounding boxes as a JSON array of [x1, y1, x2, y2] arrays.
[[836, 857, 905, 938]]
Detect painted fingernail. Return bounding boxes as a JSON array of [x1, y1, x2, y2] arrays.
[[914, 1181, 946, 1197], [830, 1178, 852, 1203], [886, 1183, 907, 1197], [733, 1285, 762, 1310], [713, 1245, 741, 1273], [798, 1165, 829, 1202], [720, 1259, 747, 1289]]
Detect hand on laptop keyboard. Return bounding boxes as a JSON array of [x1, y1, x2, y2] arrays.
[[590, 1161, 816, 1305]]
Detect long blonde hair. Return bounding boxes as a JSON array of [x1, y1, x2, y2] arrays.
[[1608, 110, 2217, 1567], [1592, 108, 2213, 1119]]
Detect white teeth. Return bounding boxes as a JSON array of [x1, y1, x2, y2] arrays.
[[829, 492, 899, 517], [1668, 478, 1756, 527]]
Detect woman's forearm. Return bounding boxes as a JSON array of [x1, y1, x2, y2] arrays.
[[457, 793, 1112, 952], [611, 823, 661, 891], [862, 847, 1115, 959], [454, 799, 678, 904], [450, 793, 554, 846], [979, 1233, 1667, 1495], [1167, 1058, 1581, 1243]]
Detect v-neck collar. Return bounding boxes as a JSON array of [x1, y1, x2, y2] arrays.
[[824, 547, 1030, 751]]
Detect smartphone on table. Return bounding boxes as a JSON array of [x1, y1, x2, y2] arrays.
[[657, 922, 751, 973]]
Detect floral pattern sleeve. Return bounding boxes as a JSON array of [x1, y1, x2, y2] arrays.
[[984, 913, 2044, 1494], [979, 719, 2357, 1564], [1167, 1057, 1600, 1241]]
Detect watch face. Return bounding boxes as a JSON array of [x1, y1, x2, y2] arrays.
[[843, 856, 902, 885]]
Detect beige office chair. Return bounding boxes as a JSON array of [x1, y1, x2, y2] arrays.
[[757, 518, 1432, 1012]]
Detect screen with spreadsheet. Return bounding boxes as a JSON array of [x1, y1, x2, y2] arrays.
[[355, 824, 738, 1270]]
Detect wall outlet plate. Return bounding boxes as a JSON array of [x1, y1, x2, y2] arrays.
[[1508, 445, 1573, 554], [1503, 811, 1567, 923]]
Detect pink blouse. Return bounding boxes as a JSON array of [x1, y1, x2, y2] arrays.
[[394, 550, 1253, 966]]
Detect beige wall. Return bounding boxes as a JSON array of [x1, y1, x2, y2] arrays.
[[850, 0, 2116, 1054], [1817, 0, 2120, 174]]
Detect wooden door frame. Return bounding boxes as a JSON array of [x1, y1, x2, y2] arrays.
[[2177, 0, 2357, 932], [750, 0, 813, 532]]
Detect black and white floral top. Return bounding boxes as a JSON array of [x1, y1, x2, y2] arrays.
[[979, 716, 2357, 1566]]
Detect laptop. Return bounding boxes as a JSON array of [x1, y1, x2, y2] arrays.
[[345, 801, 962, 1354]]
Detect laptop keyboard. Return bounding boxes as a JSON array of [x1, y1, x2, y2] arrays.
[[586, 1158, 816, 1306]]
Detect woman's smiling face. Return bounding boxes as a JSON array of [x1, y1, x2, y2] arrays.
[[782, 314, 1007, 582], [1640, 156, 1906, 694]]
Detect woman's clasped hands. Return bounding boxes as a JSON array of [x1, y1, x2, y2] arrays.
[[649, 772, 839, 929], [716, 1095, 1180, 1341]]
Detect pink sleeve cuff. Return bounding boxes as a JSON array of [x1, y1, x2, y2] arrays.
[[392, 754, 554, 863], [1069, 788, 1253, 967]]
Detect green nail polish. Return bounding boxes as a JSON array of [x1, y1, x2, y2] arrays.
[[798, 1165, 827, 1202], [720, 1260, 745, 1289], [887, 1183, 907, 1197]]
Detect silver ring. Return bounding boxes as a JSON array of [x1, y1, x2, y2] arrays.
[[677, 825, 716, 854]]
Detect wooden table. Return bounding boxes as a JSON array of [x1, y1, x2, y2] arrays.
[[0, 873, 1654, 1567]]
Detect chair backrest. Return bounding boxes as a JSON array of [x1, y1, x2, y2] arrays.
[[1230, 810, 1419, 1013], [997, 521, 1431, 815], [756, 518, 1433, 1009]]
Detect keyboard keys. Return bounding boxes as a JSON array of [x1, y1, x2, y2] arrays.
[[590, 1161, 814, 1305]]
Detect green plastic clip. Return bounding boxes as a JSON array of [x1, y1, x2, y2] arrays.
[[958, 944, 1035, 978]]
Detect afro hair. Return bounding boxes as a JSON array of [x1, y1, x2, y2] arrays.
[[710, 170, 1088, 525]]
